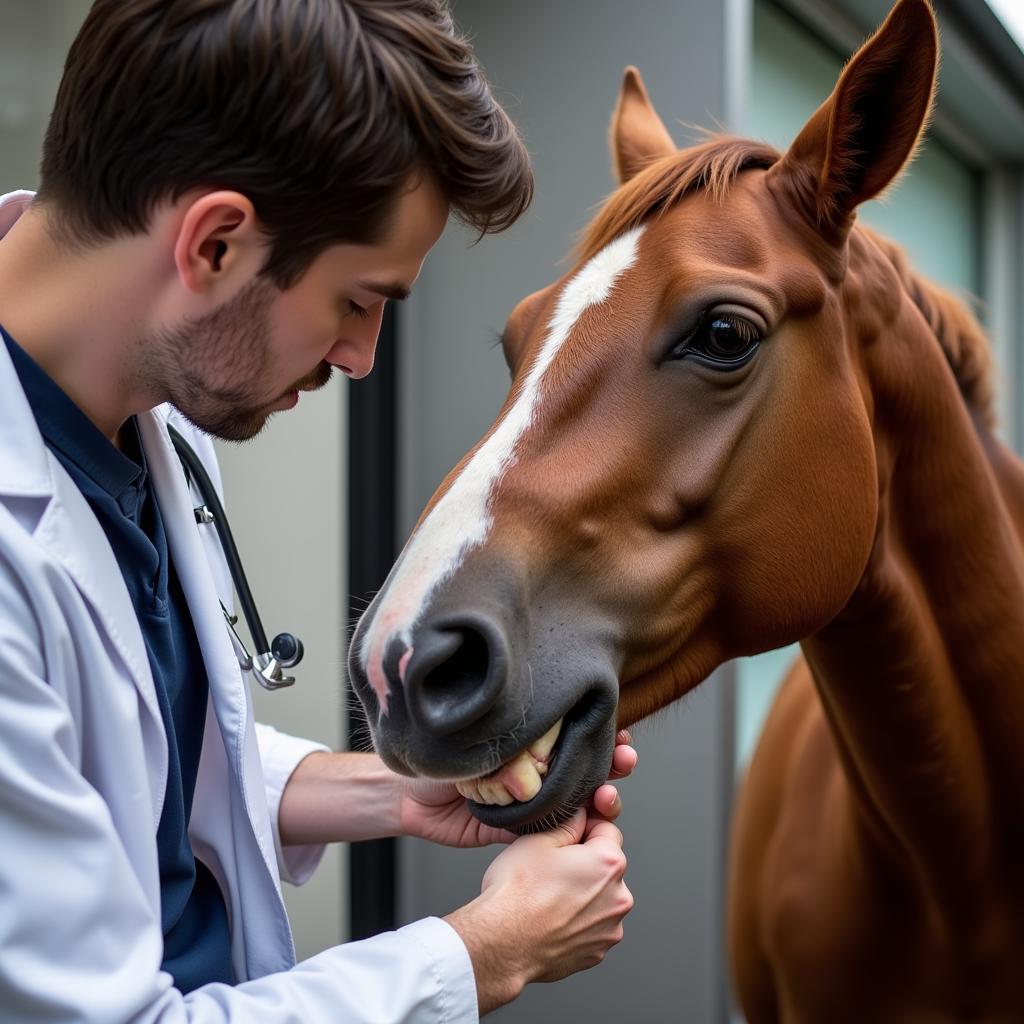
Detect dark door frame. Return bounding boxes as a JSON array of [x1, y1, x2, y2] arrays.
[[346, 303, 399, 940]]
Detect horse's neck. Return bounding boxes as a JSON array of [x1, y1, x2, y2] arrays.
[[801, 262, 1024, 921]]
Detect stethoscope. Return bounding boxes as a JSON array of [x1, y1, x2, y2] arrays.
[[168, 425, 304, 691]]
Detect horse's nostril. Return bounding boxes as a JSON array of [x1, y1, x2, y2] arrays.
[[404, 616, 508, 736]]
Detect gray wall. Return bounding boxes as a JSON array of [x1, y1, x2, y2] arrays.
[[396, 2, 745, 1020], [0, 1, 88, 189]]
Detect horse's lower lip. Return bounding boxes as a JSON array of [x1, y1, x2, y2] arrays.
[[463, 688, 613, 832]]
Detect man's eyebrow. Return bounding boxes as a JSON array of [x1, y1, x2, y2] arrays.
[[357, 279, 411, 302]]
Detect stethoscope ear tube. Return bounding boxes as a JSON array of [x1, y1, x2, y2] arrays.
[[168, 425, 303, 690]]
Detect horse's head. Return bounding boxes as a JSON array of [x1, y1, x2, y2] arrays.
[[349, 0, 939, 830]]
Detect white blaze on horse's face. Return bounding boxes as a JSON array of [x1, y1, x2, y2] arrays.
[[360, 226, 646, 716]]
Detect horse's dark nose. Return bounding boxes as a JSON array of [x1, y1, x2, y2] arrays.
[[403, 614, 508, 736]]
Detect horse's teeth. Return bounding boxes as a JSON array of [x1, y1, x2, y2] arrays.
[[503, 750, 544, 802], [478, 777, 515, 806], [456, 717, 565, 806], [528, 718, 563, 763], [456, 779, 482, 802]]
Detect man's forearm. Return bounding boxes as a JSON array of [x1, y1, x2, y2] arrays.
[[278, 750, 403, 846]]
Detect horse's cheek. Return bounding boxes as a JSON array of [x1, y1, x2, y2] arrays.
[[794, 387, 879, 625], [725, 376, 877, 651]]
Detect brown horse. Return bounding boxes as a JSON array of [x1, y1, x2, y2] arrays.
[[349, 0, 1024, 1017]]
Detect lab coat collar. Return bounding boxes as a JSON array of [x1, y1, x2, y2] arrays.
[[0, 333, 278, 878], [0, 340, 169, 824], [0, 190, 168, 820], [0, 189, 34, 235], [0, 191, 52, 501], [0, 190, 279, 875], [0, 336, 55, 502]]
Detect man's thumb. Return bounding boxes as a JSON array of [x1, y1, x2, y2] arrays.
[[544, 807, 587, 847]]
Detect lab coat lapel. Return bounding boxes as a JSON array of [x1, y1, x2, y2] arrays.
[[0, 322, 60, 503], [0, 340, 168, 826], [137, 411, 280, 883]]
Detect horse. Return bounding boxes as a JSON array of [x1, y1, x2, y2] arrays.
[[348, 0, 1024, 1017]]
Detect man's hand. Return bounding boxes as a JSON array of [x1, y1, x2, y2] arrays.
[[278, 732, 636, 848], [588, 729, 638, 822], [444, 808, 634, 1014], [399, 730, 637, 847]]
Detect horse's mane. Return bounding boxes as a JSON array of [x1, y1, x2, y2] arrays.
[[861, 227, 995, 428], [577, 135, 996, 429]]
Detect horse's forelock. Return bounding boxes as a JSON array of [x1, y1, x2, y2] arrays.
[[577, 135, 781, 264]]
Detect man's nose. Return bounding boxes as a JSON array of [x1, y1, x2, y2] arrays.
[[327, 303, 385, 379]]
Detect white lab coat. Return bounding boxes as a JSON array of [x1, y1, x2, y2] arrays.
[[0, 190, 477, 1022]]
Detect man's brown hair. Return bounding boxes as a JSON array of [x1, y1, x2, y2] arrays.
[[38, 0, 532, 286]]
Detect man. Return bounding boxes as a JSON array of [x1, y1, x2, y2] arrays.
[[0, 1, 636, 1021]]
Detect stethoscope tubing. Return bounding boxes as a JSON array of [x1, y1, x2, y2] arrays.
[[167, 424, 272, 657]]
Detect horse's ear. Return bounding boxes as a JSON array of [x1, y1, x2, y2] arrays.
[[768, 0, 938, 235], [611, 67, 676, 184]]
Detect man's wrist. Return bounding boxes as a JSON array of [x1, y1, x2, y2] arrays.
[[444, 895, 530, 1015]]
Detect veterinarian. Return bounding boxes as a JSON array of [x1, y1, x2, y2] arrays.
[[0, 1, 636, 1020]]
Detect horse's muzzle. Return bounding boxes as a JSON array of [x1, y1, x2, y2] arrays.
[[348, 556, 621, 830]]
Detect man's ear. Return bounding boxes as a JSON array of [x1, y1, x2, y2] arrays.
[[174, 191, 261, 293], [610, 67, 676, 185], [767, 0, 938, 236]]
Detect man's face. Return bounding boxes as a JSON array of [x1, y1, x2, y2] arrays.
[[152, 176, 448, 440]]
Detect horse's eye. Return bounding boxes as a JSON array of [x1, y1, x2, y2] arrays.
[[703, 317, 758, 358], [667, 313, 762, 369]]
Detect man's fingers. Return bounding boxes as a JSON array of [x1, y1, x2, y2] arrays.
[[609, 744, 638, 779], [540, 806, 587, 847], [591, 783, 622, 821], [615, 729, 633, 746], [582, 815, 625, 848]]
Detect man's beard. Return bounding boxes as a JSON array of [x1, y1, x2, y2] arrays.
[[142, 278, 333, 441]]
